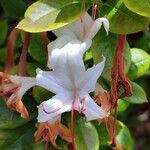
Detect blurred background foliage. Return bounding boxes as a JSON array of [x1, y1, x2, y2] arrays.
[[0, 0, 150, 150]]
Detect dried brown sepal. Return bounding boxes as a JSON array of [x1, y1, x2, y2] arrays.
[[34, 120, 72, 149], [0, 72, 29, 118], [94, 91, 111, 124]]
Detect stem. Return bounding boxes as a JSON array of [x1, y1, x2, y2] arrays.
[[19, 32, 31, 76], [92, 0, 98, 20], [5, 28, 20, 74], [110, 34, 132, 147], [71, 93, 76, 150], [40, 32, 49, 60]]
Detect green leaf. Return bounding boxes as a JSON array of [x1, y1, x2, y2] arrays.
[[32, 87, 53, 104], [0, 48, 6, 63], [17, 0, 92, 32], [128, 48, 150, 80], [75, 118, 99, 150], [93, 119, 124, 147], [100, 0, 149, 34], [135, 32, 150, 53], [92, 29, 131, 81], [117, 124, 134, 150], [0, 20, 8, 45], [124, 0, 150, 17], [93, 122, 110, 146], [0, 96, 36, 129], [0, 0, 27, 19], [28, 34, 47, 64], [117, 100, 129, 113], [27, 63, 44, 77], [123, 82, 147, 104], [33, 141, 53, 150], [0, 121, 36, 149]]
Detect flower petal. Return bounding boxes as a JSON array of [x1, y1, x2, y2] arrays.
[[82, 57, 105, 93], [53, 13, 92, 39], [10, 75, 36, 98], [36, 69, 66, 94], [77, 93, 106, 121], [53, 13, 109, 40], [48, 36, 92, 90], [38, 93, 71, 122], [86, 17, 110, 39]]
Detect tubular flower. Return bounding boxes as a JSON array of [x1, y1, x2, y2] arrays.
[[37, 34, 108, 123], [34, 115, 71, 148], [0, 72, 36, 118], [53, 12, 109, 40]]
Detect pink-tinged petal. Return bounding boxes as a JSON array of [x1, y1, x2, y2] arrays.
[[76, 93, 106, 121], [82, 57, 105, 93], [38, 93, 72, 123], [47, 36, 92, 90]]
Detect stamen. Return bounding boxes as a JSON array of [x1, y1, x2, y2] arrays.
[[39, 103, 62, 114], [78, 97, 86, 113]]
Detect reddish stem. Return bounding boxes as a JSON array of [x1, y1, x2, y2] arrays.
[[40, 32, 49, 60], [92, 0, 98, 20], [71, 94, 76, 150], [19, 32, 31, 76], [5, 28, 20, 74], [110, 35, 132, 147]]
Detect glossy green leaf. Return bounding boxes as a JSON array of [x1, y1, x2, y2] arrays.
[[124, 0, 150, 17], [128, 48, 150, 80], [94, 119, 125, 147], [28, 34, 47, 64], [0, 20, 8, 45], [118, 100, 129, 113], [32, 87, 53, 104], [17, 0, 92, 32], [100, 0, 149, 34], [0, 122, 35, 149], [92, 29, 131, 81], [0, 0, 27, 19], [0, 96, 36, 129], [27, 63, 44, 77], [123, 82, 147, 104], [75, 118, 99, 150], [117, 124, 134, 150]]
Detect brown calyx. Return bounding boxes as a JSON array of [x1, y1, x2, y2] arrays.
[[0, 72, 29, 118], [34, 120, 72, 149]]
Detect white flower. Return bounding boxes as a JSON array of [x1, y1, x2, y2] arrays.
[[53, 13, 109, 40], [36, 34, 107, 123]]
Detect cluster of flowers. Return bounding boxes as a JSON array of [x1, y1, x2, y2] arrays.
[[0, 13, 109, 147]]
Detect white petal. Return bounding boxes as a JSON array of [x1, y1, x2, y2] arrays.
[[53, 13, 93, 40], [47, 35, 77, 69], [36, 69, 66, 94], [48, 37, 92, 90], [10, 75, 36, 98], [38, 93, 71, 122], [82, 57, 105, 93], [86, 17, 110, 39], [77, 93, 106, 121], [99, 18, 110, 35]]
